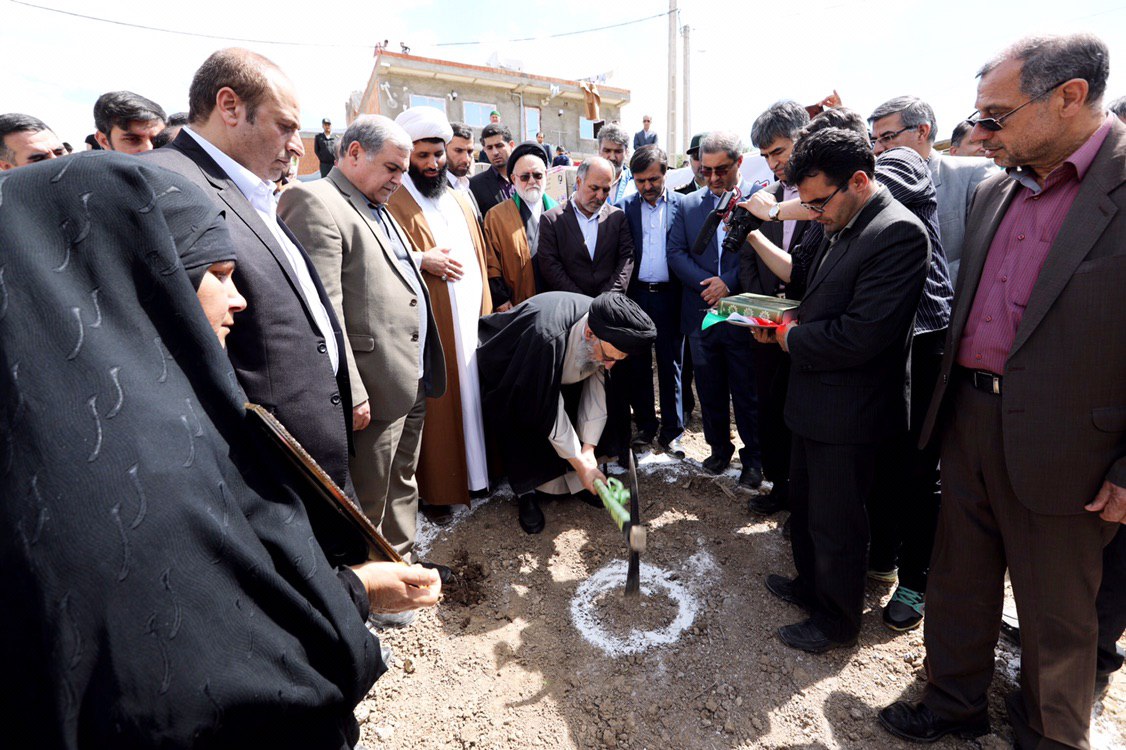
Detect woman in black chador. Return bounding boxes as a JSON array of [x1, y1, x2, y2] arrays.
[[0, 152, 436, 749]]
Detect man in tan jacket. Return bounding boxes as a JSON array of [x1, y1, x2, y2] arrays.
[[278, 115, 446, 576]]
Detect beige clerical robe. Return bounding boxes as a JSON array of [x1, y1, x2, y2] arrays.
[[386, 186, 493, 507], [483, 198, 538, 306]]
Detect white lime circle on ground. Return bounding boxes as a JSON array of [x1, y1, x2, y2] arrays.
[[570, 560, 698, 657]]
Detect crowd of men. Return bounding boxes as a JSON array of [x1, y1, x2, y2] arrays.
[[1, 30, 1124, 750]]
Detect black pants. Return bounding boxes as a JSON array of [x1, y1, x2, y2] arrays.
[[682, 342, 696, 415], [750, 340, 790, 488], [626, 284, 684, 443], [789, 432, 879, 642], [319, 162, 333, 178], [868, 328, 944, 591], [1097, 526, 1126, 676], [686, 323, 761, 467]]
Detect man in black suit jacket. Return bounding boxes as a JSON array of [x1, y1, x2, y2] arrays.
[[755, 128, 929, 653], [469, 122, 516, 217], [144, 48, 362, 565], [537, 156, 634, 297], [741, 101, 812, 515]]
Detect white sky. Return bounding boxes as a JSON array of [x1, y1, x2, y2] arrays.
[[2, 0, 1123, 152]]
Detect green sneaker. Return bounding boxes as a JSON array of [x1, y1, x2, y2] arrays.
[[883, 586, 925, 632]]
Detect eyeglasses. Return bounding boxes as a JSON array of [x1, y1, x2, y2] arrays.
[[699, 162, 735, 178], [871, 126, 911, 145], [963, 79, 1070, 132], [597, 339, 628, 367], [515, 171, 545, 182], [800, 184, 845, 214]]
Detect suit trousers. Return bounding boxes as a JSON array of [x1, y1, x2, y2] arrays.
[[686, 323, 761, 467], [319, 162, 333, 178], [749, 340, 790, 488], [349, 381, 427, 560], [1096, 526, 1125, 677], [922, 379, 1116, 750], [868, 328, 945, 590], [626, 284, 684, 443], [789, 433, 878, 642]]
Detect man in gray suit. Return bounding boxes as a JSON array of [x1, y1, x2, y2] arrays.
[[879, 33, 1124, 749], [279, 115, 446, 569], [869, 95, 997, 284]]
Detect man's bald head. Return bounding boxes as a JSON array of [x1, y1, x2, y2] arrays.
[[574, 156, 616, 216]]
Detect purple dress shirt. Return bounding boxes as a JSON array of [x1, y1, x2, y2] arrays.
[[956, 114, 1115, 374]]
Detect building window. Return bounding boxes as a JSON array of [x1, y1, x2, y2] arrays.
[[463, 101, 496, 128], [580, 117, 596, 141], [524, 106, 540, 140], [409, 94, 446, 113]]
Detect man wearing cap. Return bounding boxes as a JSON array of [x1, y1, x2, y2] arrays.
[[478, 292, 656, 533], [386, 106, 493, 510], [483, 141, 558, 310], [315, 118, 338, 177], [676, 132, 708, 195]]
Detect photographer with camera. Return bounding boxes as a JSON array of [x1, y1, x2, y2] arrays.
[[667, 131, 765, 488], [739, 101, 815, 518]]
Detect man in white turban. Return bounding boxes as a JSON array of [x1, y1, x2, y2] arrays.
[[385, 106, 494, 513]]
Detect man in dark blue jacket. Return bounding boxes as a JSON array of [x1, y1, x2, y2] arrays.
[[620, 145, 685, 452], [667, 131, 763, 486]]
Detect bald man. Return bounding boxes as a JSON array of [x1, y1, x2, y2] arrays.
[[536, 156, 634, 297]]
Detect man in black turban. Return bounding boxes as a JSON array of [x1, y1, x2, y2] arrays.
[[477, 291, 656, 533]]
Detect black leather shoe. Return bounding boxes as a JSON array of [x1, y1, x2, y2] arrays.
[[777, 618, 856, 654], [749, 482, 789, 515], [518, 493, 545, 534], [702, 453, 730, 475], [765, 574, 811, 611], [631, 429, 656, 448], [878, 701, 989, 743], [738, 465, 764, 490], [656, 434, 686, 458], [420, 504, 456, 527], [574, 489, 603, 508], [418, 561, 453, 585]]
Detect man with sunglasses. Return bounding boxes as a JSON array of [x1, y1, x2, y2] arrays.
[[483, 141, 557, 310], [754, 127, 930, 655], [879, 33, 1125, 749], [868, 96, 997, 285], [667, 130, 766, 489]]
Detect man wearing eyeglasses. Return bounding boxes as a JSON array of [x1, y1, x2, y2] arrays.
[[868, 96, 997, 285], [633, 115, 658, 150], [879, 33, 1125, 749], [483, 141, 557, 311], [667, 130, 766, 489], [754, 126, 930, 655]]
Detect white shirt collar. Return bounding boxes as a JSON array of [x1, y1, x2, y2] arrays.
[[570, 194, 600, 223], [183, 126, 277, 214], [446, 171, 470, 191]]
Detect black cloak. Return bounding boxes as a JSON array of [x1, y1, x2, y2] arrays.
[[477, 291, 628, 494], [0, 153, 382, 748]]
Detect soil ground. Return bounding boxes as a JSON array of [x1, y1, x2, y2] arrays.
[[357, 414, 1125, 750]]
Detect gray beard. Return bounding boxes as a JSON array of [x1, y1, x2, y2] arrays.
[[576, 336, 602, 379], [517, 185, 543, 205]]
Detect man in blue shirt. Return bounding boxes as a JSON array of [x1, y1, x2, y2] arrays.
[[620, 146, 685, 453]]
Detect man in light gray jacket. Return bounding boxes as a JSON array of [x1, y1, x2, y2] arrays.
[[869, 96, 997, 284]]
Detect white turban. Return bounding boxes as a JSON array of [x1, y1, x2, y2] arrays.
[[395, 106, 454, 144]]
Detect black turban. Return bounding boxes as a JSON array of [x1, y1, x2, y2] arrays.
[[506, 140, 550, 177], [588, 292, 656, 355]]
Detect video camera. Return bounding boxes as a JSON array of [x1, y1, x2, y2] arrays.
[[691, 188, 764, 257]]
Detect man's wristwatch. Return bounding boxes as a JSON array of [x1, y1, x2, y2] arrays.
[[768, 203, 782, 222]]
